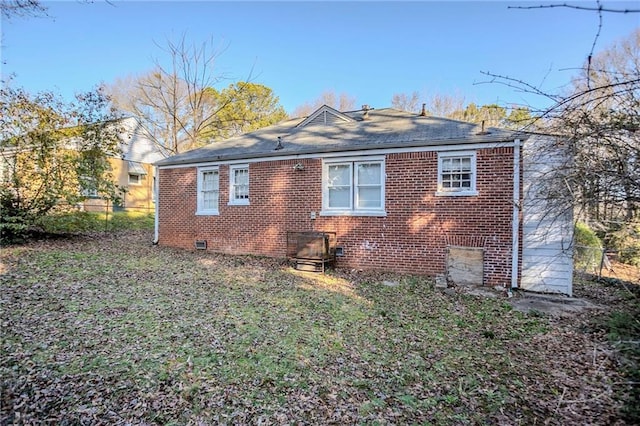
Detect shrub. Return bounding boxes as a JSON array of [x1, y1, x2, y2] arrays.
[[0, 189, 32, 244], [35, 210, 154, 234], [36, 210, 103, 234], [574, 222, 603, 272]]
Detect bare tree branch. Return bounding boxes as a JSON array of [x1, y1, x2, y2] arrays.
[[0, 0, 47, 19], [586, 0, 604, 89], [483, 29, 640, 222], [508, 3, 640, 13]]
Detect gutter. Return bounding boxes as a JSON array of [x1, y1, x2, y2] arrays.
[[153, 165, 159, 245], [156, 137, 526, 169], [511, 139, 521, 290]]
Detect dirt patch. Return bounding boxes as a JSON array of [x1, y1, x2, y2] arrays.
[[509, 292, 602, 317], [601, 259, 640, 284], [456, 286, 603, 317]]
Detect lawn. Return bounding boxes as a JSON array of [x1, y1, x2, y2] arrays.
[[1, 231, 638, 425]]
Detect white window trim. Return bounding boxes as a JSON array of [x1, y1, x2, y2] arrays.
[[196, 166, 220, 215], [228, 163, 250, 206], [320, 156, 387, 217], [436, 150, 479, 197]]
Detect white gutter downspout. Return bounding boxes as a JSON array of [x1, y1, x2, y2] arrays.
[[153, 166, 159, 245], [511, 139, 521, 289]]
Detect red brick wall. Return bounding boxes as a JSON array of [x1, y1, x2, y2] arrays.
[[158, 147, 517, 287]]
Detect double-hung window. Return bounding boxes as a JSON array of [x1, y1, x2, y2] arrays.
[[80, 176, 99, 198], [196, 166, 219, 215], [229, 164, 249, 205], [322, 156, 385, 216], [436, 151, 478, 196]]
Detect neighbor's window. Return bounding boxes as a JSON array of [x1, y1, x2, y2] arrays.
[[127, 161, 147, 186], [128, 173, 141, 185], [321, 156, 386, 216], [437, 151, 478, 196], [196, 166, 220, 215], [229, 164, 249, 205], [80, 176, 99, 198]]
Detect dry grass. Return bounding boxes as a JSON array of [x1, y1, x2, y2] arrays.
[[1, 230, 637, 425]]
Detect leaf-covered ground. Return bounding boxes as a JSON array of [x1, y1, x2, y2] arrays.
[[1, 231, 637, 425]]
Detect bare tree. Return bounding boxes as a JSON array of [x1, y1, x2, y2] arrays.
[[482, 29, 639, 223], [291, 90, 357, 117], [391, 91, 421, 113], [564, 29, 639, 221], [390, 90, 535, 130], [389, 90, 469, 118], [427, 92, 467, 118], [107, 35, 243, 155]]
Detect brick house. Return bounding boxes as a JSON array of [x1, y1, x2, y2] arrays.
[[155, 106, 573, 295]]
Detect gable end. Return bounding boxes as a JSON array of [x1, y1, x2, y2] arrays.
[[296, 105, 355, 128]]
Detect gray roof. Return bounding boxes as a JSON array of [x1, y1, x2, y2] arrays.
[[156, 107, 526, 167]]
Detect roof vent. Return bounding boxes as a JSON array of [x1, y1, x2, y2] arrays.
[[275, 136, 284, 150], [477, 120, 491, 135], [362, 104, 371, 120], [296, 105, 356, 128]]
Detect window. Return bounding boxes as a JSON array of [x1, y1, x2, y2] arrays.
[[128, 173, 141, 185], [196, 167, 219, 215], [229, 164, 249, 205], [83, 187, 99, 198], [80, 176, 99, 198], [127, 161, 147, 185], [437, 151, 478, 196], [322, 157, 385, 216]]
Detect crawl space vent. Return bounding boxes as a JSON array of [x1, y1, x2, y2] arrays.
[[195, 240, 207, 250]]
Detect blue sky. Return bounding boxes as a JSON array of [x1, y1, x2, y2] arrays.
[[1, 1, 638, 115]]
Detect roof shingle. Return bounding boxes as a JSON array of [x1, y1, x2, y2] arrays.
[[156, 107, 525, 167]]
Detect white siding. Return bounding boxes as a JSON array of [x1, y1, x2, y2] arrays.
[[521, 135, 573, 295], [119, 117, 168, 164]]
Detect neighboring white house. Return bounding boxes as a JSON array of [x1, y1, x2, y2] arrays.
[[1, 116, 169, 213], [82, 117, 169, 212]]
